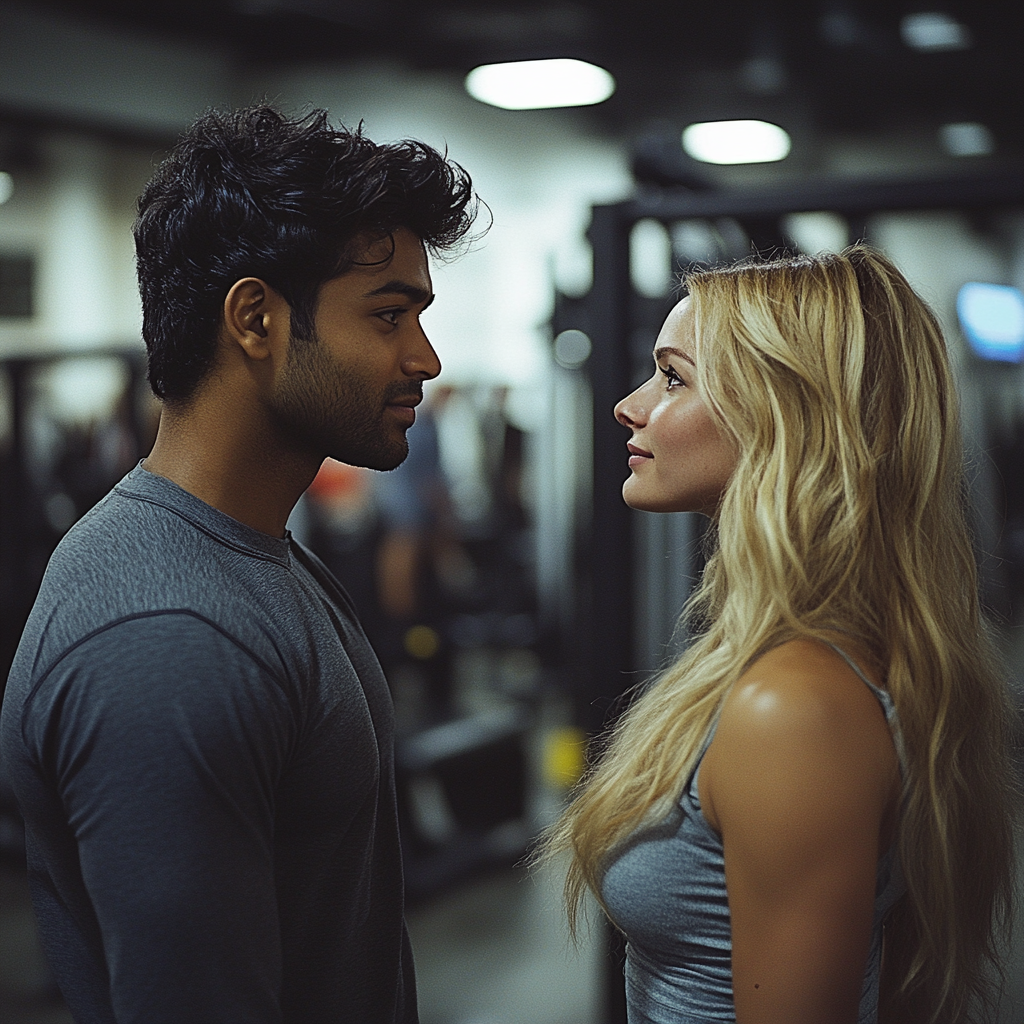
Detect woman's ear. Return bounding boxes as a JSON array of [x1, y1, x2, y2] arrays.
[[222, 278, 290, 361]]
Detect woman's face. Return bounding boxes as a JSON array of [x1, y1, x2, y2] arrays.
[[614, 297, 737, 515]]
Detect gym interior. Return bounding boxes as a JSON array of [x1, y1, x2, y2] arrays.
[[0, 2, 1022, 1021]]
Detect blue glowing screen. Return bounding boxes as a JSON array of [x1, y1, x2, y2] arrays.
[[957, 282, 1024, 362]]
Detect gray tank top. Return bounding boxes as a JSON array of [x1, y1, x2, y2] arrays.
[[600, 644, 906, 1024]]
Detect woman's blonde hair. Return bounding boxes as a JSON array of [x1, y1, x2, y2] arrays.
[[541, 246, 1019, 1023]]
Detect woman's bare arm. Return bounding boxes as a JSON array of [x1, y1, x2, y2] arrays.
[[700, 640, 900, 1024]]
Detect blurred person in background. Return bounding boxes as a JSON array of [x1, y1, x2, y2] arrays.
[[0, 104, 477, 1023], [541, 247, 1019, 1023]]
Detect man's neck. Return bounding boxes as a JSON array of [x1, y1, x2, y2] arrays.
[[144, 397, 320, 538]]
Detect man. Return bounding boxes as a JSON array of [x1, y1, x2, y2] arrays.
[[0, 105, 477, 1023]]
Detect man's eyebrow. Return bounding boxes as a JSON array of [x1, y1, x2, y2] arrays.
[[654, 346, 696, 366], [363, 280, 433, 306]]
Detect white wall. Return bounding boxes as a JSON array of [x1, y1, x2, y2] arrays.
[[0, 134, 157, 355]]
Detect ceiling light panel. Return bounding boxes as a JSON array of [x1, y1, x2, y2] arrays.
[[465, 58, 615, 110], [939, 122, 994, 156], [901, 12, 972, 51], [682, 121, 791, 165]]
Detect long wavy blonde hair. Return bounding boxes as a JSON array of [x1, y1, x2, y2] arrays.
[[541, 246, 1019, 1023]]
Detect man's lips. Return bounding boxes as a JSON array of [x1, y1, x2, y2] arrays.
[[386, 393, 421, 426], [627, 441, 653, 468]]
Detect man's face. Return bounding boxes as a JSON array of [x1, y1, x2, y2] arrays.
[[268, 227, 440, 470]]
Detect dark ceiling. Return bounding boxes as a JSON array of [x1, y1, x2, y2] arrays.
[[42, 0, 1024, 172]]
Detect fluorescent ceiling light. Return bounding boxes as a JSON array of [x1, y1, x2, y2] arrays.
[[939, 122, 994, 157], [0, 171, 12, 205], [957, 283, 1024, 362], [901, 12, 971, 51], [465, 58, 615, 110], [682, 120, 791, 165]]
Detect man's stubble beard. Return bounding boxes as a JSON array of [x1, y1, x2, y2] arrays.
[[267, 333, 417, 471]]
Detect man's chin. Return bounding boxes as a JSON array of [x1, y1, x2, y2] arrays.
[[370, 452, 408, 472], [334, 436, 409, 472]]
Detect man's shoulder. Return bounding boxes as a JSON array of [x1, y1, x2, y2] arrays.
[[18, 482, 283, 683], [49, 475, 191, 568], [37, 486, 210, 620], [35, 610, 286, 701], [9, 471, 376, 720], [43, 470, 292, 602]]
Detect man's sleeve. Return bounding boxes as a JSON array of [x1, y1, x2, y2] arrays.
[[27, 612, 297, 1024]]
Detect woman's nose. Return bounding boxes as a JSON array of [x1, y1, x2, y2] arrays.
[[614, 384, 647, 429]]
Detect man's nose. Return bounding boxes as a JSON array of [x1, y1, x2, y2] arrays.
[[402, 326, 442, 380]]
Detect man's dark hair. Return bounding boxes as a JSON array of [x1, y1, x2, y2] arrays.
[[134, 104, 478, 402]]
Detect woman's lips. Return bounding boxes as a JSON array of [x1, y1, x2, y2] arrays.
[[627, 442, 653, 469]]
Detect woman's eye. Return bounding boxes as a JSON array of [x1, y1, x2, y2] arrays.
[[659, 365, 684, 388]]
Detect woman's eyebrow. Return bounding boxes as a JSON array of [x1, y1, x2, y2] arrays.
[[654, 346, 696, 366]]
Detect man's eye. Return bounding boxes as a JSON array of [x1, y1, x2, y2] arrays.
[[377, 310, 402, 325]]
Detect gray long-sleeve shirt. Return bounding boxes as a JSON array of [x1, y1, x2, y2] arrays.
[[0, 464, 417, 1024]]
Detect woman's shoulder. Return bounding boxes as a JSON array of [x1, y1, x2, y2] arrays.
[[700, 637, 900, 839], [722, 637, 889, 741]]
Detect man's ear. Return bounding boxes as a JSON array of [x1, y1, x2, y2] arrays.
[[222, 278, 290, 361]]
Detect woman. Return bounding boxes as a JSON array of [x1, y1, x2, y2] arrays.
[[543, 247, 1018, 1023]]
